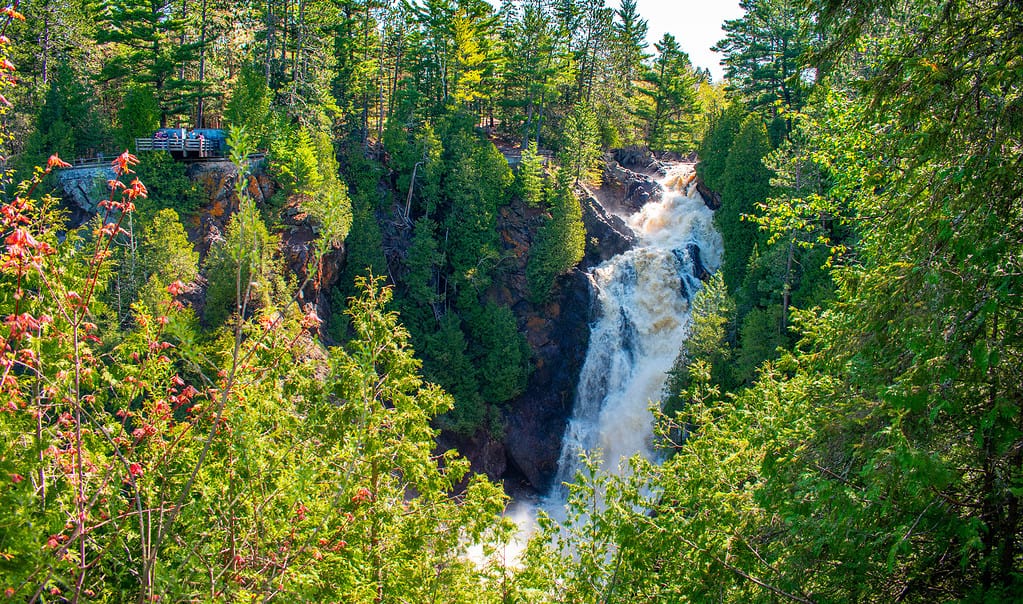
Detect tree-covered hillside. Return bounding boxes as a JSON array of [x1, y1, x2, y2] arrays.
[[1, 0, 1021, 601]]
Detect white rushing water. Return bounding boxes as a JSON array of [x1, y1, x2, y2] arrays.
[[548, 164, 723, 504], [469, 165, 722, 565]]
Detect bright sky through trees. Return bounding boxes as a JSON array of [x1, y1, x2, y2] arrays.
[[634, 0, 744, 81], [485, 0, 744, 81]]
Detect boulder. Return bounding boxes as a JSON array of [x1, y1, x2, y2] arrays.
[[580, 193, 636, 266], [613, 146, 656, 170], [602, 158, 663, 212], [688, 243, 712, 282], [695, 179, 722, 211], [54, 166, 116, 226]]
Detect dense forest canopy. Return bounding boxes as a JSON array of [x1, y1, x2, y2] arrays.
[[0, 0, 1021, 601]]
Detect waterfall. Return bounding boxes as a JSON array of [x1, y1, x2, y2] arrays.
[[548, 164, 723, 503], [468, 165, 723, 566]]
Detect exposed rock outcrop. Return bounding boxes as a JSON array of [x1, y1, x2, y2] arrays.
[[187, 159, 276, 257], [695, 179, 722, 211], [579, 192, 635, 266], [502, 269, 591, 490], [603, 157, 662, 212], [55, 166, 116, 226]]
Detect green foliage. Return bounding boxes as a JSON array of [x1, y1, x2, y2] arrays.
[[137, 208, 199, 310], [663, 272, 736, 414], [303, 129, 353, 249], [133, 151, 205, 216], [21, 63, 107, 168], [696, 101, 745, 194], [0, 130, 506, 600], [95, 0, 209, 124], [270, 125, 323, 199], [384, 114, 445, 217], [340, 197, 388, 298], [715, 0, 813, 122], [424, 313, 485, 436], [517, 140, 545, 207], [404, 217, 443, 307], [225, 63, 272, 147], [442, 146, 503, 294], [716, 113, 771, 292], [559, 103, 602, 186], [203, 196, 281, 327], [637, 33, 700, 152], [466, 301, 531, 406], [115, 83, 160, 149], [17, 0, 1023, 600], [526, 171, 586, 303]]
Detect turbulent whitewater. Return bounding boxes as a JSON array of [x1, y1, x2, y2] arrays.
[[550, 165, 723, 501]]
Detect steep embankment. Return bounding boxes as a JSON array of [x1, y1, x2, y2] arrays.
[[54, 149, 692, 494], [445, 148, 703, 492], [55, 158, 346, 330]]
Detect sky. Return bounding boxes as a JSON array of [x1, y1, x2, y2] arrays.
[[485, 0, 746, 82], [635, 0, 745, 82]]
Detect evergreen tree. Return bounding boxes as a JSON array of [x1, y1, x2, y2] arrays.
[[714, 0, 813, 125], [466, 301, 530, 405], [21, 62, 106, 166], [95, 0, 207, 125], [225, 63, 272, 147], [559, 103, 602, 185], [696, 102, 745, 192], [638, 33, 700, 152], [203, 196, 282, 327], [424, 313, 485, 435], [526, 170, 586, 302], [136, 208, 199, 310], [716, 114, 771, 292], [517, 140, 545, 207], [116, 83, 161, 149]]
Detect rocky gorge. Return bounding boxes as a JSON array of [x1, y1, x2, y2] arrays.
[[53, 146, 717, 496]]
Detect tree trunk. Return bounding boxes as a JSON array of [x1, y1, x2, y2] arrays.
[[195, 0, 210, 127]]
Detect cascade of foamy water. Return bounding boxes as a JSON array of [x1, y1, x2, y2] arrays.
[[469, 165, 723, 566], [548, 164, 723, 504]]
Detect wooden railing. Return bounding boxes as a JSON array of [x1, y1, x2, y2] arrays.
[[135, 137, 222, 158], [501, 149, 553, 166], [66, 156, 116, 170]]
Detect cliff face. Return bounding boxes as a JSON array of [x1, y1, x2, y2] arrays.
[[54, 152, 650, 494], [55, 165, 117, 226], [56, 158, 345, 333]]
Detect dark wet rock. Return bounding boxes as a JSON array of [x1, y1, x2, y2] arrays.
[[503, 269, 591, 490], [603, 158, 663, 212], [613, 146, 657, 170], [688, 243, 711, 282], [437, 430, 508, 482], [695, 179, 721, 211], [55, 166, 117, 226], [579, 193, 635, 266]]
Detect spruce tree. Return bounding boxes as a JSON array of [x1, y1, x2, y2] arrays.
[[716, 114, 771, 292]]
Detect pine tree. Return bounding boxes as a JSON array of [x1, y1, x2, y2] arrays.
[[716, 114, 771, 292], [714, 0, 812, 125], [21, 62, 106, 166], [518, 140, 545, 207], [527, 170, 586, 302], [95, 0, 206, 125], [638, 33, 699, 152]]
